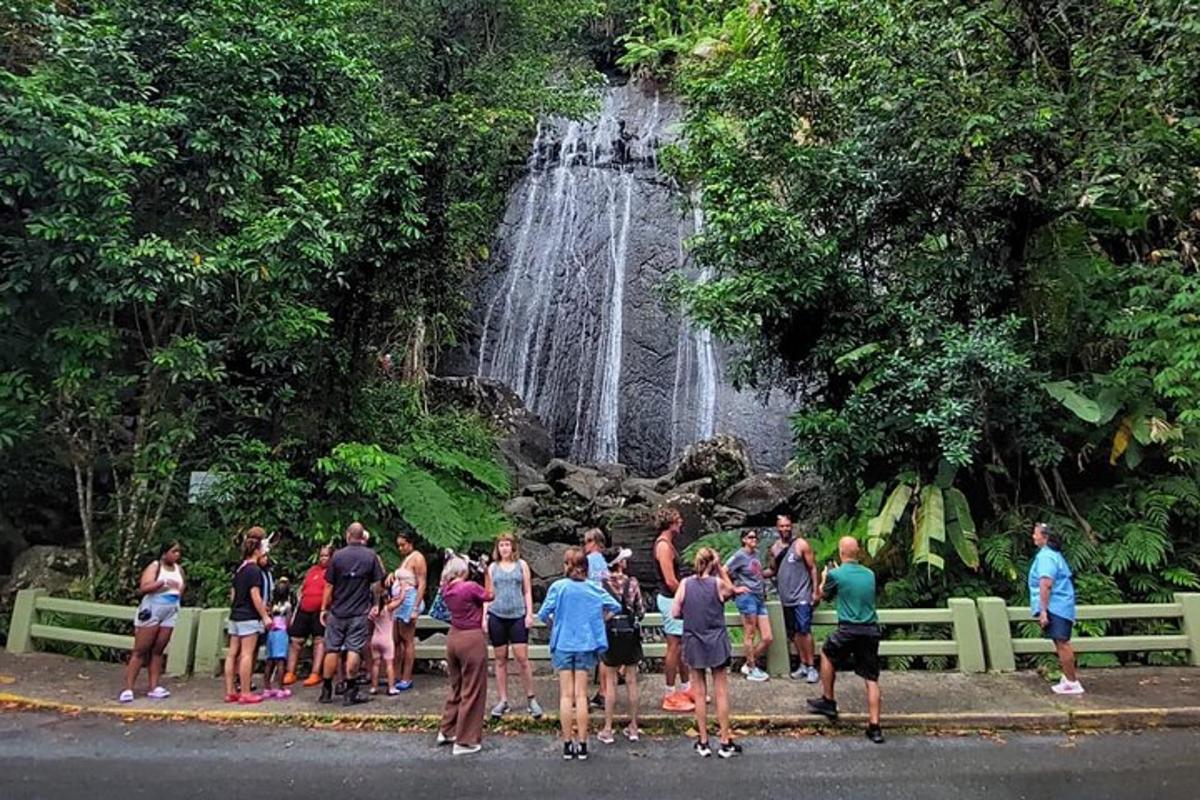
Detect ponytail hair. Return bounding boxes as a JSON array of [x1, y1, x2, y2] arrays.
[[563, 547, 588, 580], [692, 546, 720, 577], [241, 535, 264, 560]]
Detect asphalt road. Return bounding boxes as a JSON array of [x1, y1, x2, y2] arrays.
[[0, 712, 1196, 800]]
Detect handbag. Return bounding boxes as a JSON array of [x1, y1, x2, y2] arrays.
[[605, 578, 642, 663], [429, 588, 451, 623]]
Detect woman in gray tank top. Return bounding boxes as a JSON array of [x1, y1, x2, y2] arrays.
[[671, 547, 747, 758], [483, 533, 543, 719]]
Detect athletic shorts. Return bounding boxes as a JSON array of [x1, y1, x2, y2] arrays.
[[266, 629, 289, 660], [135, 598, 179, 629], [657, 594, 683, 637], [783, 603, 813, 637], [822, 623, 882, 682], [487, 614, 529, 647], [324, 615, 370, 653], [227, 619, 265, 638], [1043, 612, 1073, 643], [734, 593, 768, 617], [552, 649, 599, 672], [288, 609, 324, 640]]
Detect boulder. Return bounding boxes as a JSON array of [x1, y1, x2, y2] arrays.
[[1, 545, 88, 602], [620, 477, 666, 507], [671, 435, 754, 494], [712, 504, 748, 529], [558, 466, 608, 502], [522, 483, 555, 498], [674, 476, 715, 499], [520, 538, 568, 583], [662, 491, 713, 549], [719, 473, 800, 522], [542, 458, 574, 482], [503, 496, 539, 522]]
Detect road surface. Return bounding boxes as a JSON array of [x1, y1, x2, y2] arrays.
[[0, 712, 1196, 799]]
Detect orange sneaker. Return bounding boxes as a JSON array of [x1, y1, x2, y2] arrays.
[[282, 672, 297, 686], [662, 692, 695, 712], [302, 673, 322, 688]]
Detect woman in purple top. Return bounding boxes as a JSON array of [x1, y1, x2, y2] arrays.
[[672, 547, 746, 758], [436, 557, 494, 756]]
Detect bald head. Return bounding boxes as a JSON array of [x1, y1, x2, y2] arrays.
[[345, 522, 366, 543], [838, 536, 860, 562]]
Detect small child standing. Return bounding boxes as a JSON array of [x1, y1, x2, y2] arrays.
[[369, 591, 400, 695], [263, 578, 293, 699]]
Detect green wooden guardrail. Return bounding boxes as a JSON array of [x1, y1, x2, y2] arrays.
[[5, 588, 199, 677], [976, 593, 1200, 671], [15, 593, 983, 677]]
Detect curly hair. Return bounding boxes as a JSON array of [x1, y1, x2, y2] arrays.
[[654, 506, 682, 533]]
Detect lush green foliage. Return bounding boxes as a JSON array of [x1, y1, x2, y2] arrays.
[[1, 0, 603, 602], [625, 0, 1200, 618]]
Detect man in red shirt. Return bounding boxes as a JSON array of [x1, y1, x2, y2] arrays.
[[285, 545, 333, 686]]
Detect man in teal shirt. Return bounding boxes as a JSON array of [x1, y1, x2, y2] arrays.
[[806, 536, 884, 743]]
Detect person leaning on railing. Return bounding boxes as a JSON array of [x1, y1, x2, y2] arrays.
[[119, 540, 185, 704]]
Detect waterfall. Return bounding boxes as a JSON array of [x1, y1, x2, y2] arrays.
[[472, 83, 794, 473]]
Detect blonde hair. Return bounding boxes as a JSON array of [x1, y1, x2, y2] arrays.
[[692, 546, 720, 577], [583, 528, 606, 549], [492, 532, 520, 562], [440, 557, 468, 586]]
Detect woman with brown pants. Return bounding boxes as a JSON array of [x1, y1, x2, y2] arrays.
[[436, 557, 494, 755]]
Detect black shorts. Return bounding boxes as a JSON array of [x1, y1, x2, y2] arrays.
[[288, 609, 324, 640], [487, 614, 529, 647], [324, 615, 369, 653], [822, 623, 882, 682]]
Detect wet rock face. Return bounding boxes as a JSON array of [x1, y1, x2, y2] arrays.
[[451, 81, 795, 475]]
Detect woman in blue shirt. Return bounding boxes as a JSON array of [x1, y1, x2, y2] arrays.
[[538, 547, 620, 762], [1028, 522, 1083, 695]]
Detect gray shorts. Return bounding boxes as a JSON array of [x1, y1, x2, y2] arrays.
[[324, 615, 370, 653], [134, 598, 180, 629], [227, 619, 265, 637]]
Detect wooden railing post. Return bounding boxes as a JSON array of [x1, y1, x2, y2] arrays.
[[765, 600, 791, 676], [5, 588, 45, 654], [1177, 593, 1200, 667], [976, 597, 1016, 671], [948, 598, 986, 673]]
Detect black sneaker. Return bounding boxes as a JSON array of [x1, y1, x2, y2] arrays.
[[588, 692, 604, 710], [562, 741, 575, 760], [718, 740, 743, 758], [866, 724, 884, 744], [334, 680, 347, 696], [576, 742, 588, 761], [342, 684, 371, 706], [693, 740, 712, 758], [318, 684, 333, 704], [806, 696, 839, 720]]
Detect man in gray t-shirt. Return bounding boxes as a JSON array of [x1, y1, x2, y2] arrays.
[[764, 514, 821, 682]]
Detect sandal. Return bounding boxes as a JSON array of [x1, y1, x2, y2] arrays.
[[597, 729, 615, 744], [224, 693, 239, 704], [623, 724, 640, 742]]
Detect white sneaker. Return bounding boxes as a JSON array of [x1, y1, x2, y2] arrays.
[[1052, 679, 1085, 695], [740, 662, 752, 676], [147, 686, 170, 699], [435, 731, 455, 746], [806, 666, 821, 684], [118, 689, 134, 703], [789, 666, 806, 680], [747, 668, 770, 682], [452, 743, 482, 756]]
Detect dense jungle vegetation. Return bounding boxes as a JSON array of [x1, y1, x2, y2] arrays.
[[4, 1, 1200, 643]]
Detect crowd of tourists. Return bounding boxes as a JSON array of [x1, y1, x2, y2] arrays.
[[120, 513, 1082, 755]]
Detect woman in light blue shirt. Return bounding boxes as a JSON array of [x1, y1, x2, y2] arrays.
[[538, 547, 620, 762], [1028, 522, 1082, 695]]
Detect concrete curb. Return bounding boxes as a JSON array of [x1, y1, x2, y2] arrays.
[[3, 692, 1199, 734]]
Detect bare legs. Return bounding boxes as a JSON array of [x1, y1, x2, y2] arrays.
[[819, 655, 882, 726], [493, 643, 535, 705], [690, 667, 731, 745], [797, 632, 814, 668], [1055, 640, 1078, 682], [741, 615, 773, 670], [555, 670, 591, 744], [394, 620, 417, 684], [602, 663, 639, 736], [224, 634, 259, 698], [124, 626, 158, 694]]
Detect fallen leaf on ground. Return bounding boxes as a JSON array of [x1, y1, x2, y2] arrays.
[[0, 674, 16, 684]]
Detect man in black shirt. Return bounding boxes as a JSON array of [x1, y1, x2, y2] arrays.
[[318, 522, 385, 705]]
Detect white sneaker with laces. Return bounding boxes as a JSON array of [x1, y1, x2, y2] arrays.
[[789, 666, 806, 680], [747, 668, 770, 682], [740, 662, 752, 676], [118, 689, 134, 703], [1052, 679, 1085, 695], [435, 731, 455, 745], [806, 666, 821, 684], [452, 743, 482, 756]]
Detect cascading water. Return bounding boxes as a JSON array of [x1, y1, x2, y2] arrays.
[[471, 82, 792, 474]]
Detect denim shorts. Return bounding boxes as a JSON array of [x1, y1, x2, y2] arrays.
[[393, 587, 424, 623], [227, 619, 265, 638], [656, 594, 683, 637], [551, 649, 599, 672], [791, 603, 813, 635], [734, 593, 768, 617], [1042, 611, 1073, 642]]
